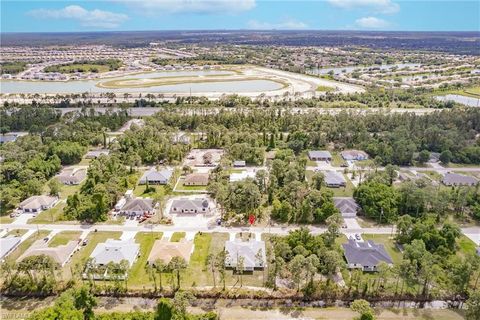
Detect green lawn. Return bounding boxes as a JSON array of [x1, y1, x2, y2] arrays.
[[133, 184, 166, 198], [27, 203, 68, 224], [3, 229, 28, 238], [0, 215, 14, 224], [456, 235, 477, 257], [46, 63, 113, 73], [170, 232, 186, 242], [48, 231, 82, 247], [43, 182, 82, 201], [331, 153, 345, 167], [362, 234, 403, 264], [128, 232, 163, 288], [5, 230, 50, 263], [316, 85, 335, 92], [183, 232, 214, 287]]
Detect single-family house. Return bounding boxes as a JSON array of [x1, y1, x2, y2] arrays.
[[0, 237, 21, 259], [225, 239, 266, 271], [341, 150, 369, 161], [229, 171, 256, 182], [324, 171, 347, 188], [147, 239, 194, 265], [184, 173, 209, 186], [19, 195, 58, 214], [139, 168, 173, 185], [442, 172, 479, 186], [85, 149, 110, 159], [90, 239, 140, 267], [342, 239, 393, 272], [308, 150, 332, 161], [333, 197, 359, 217], [170, 198, 211, 214], [121, 198, 155, 217], [17, 239, 78, 267], [233, 160, 246, 167], [56, 168, 87, 185]]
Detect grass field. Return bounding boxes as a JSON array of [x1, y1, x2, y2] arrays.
[[3, 229, 28, 238], [128, 232, 163, 288], [316, 85, 335, 92], [362, 234, 403, 264], [5, 230, 50, 263], [48, 231, 81, 247], [0, 215, 14, 224], [456, 235, 477, 257], [28, 202, 68, 224], [170, 232, 186, 242]]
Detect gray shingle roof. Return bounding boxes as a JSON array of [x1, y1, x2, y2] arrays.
[[122, 198, 154, 212], [139, 168, 173, 184], [308, 150, 332, 159], [442, 172, 478, 186], [324, 171, 346, 186], [333, 197, 359, 216], [0, 237, 21, 259], [342, 239, 393, 268], [170, 198, 210, 213]]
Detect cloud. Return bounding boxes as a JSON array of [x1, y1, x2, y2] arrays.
[[27, 5, 128, 28], [122, 0, 256, 14], [328, 0, 399, 14], [247, 19, 308, 30], [355, 16, 390, 29]]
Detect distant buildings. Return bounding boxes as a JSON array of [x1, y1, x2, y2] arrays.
[[442, 172, 478, 186], [229, 171, 256, 182], [19, 195, 57, 214], [225, 239, 266, 271], [184, 173, 209, 186], [85, 149, 110, 159], [342, 239, 393, 272], [56, 168, 87, 185], [308, 150, 332, 161], [341, 150, 369, 161]]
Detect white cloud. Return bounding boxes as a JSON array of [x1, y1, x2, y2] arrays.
[[123, 0, 256, 14], [28, 5, 128, 28], [355, 16, 390, 28], [247, 19, 308, 30], [328, 0, 399, 14]]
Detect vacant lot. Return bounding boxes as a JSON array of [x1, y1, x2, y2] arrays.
[[48, 231, 82, 247], [128, 232, 163, 288]]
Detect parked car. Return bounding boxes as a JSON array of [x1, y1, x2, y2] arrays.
[[82, 239, 88, 246]]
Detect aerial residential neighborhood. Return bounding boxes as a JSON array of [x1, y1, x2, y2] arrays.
[[0, 1, 480, 320]]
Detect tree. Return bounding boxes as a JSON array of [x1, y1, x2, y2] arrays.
[[73, 285, 97, 320], [155, 298, 174, 320], [27, 289, 84, 320], [350, 299, 375, 320], [354, 181, 399, 223], [168, 256, 187, 290], [440, 150, 452, 164], [466, 291, 480, 320], [417, 150, 430, 164], [48, 177, 62, 196]]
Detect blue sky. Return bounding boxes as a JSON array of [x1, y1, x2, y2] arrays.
[[1, 0, 479, 32]]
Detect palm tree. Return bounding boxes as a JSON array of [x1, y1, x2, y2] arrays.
[[145, 263, 157, 292], [168, 256, 187, 290], [154, 259, 167, 291]]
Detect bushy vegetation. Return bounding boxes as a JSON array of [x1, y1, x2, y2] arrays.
[[0, 61, 28, 75], [44, 59, 122, 73]]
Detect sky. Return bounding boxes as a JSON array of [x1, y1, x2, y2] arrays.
[[1, 0, 479, 32]]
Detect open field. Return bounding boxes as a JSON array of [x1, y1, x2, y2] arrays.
[[170, 232, 186, 242], [48, 231, 81, 247], [362, 234, 403, 264], [27, 202, 68, 224], [128, 232, 163, 288]]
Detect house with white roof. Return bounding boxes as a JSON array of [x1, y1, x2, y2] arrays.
[[225, 239, 266, 271], [18, 195, 58, 214], [90, 239, 140, 267], [229, 171, 256, 182]]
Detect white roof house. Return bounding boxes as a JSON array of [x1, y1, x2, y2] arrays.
[[0, 237, 21, 259], [225, 239, 266, 271], [229, 171, 256, 182], [90, 239, 140, 267], [139, 168, 173, 185], [19, 195, 58, 213]]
